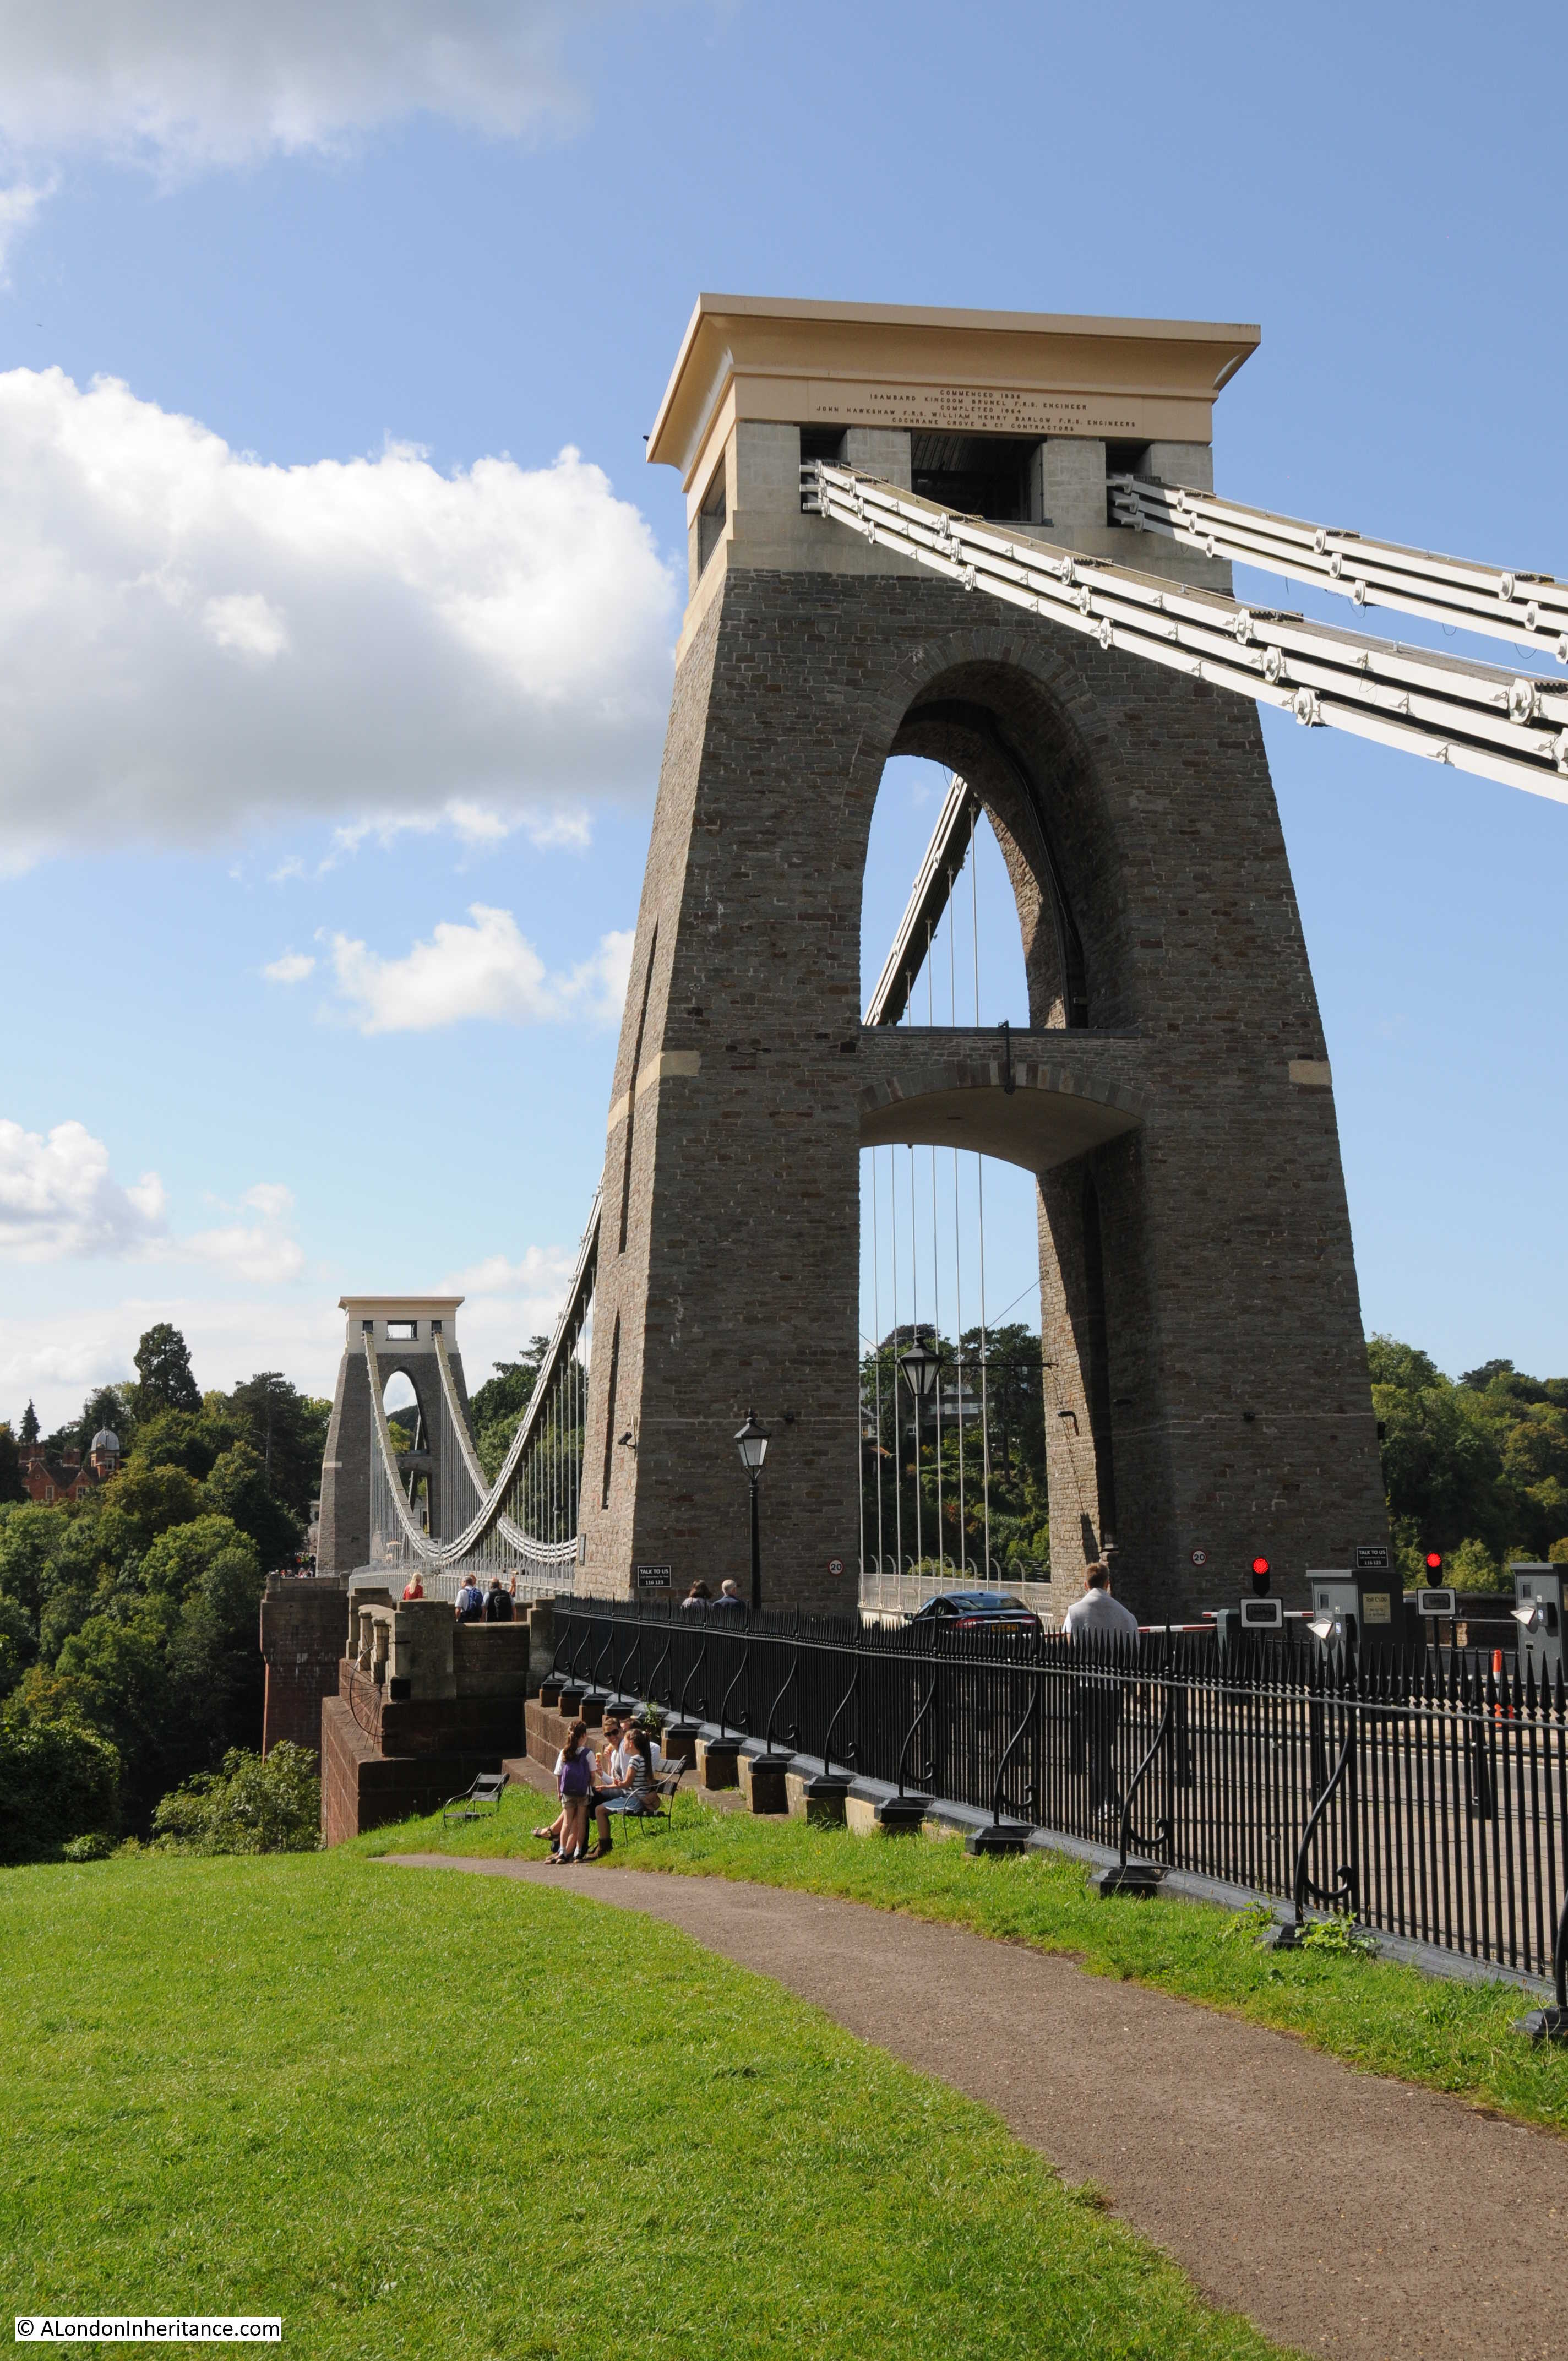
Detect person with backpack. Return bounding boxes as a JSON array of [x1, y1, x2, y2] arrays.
[[454, 1575, 485, 1623], [550, 1720, 594, 1863]]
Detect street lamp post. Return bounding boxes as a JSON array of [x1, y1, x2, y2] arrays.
[[897, 1337, 942, 1451], [897, 1337, 943, 1571], [734, 1409, 770, 1613]]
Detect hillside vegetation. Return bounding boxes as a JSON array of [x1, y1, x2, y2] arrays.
[[0, 1327, 326, 1856], [1370, 1338, 1568, 1585]]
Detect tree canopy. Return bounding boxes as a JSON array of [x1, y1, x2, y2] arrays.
[[1369, 1337, 1568, 1587], [132, 1322, 202, 1420], [0, 1323, 325, 1849], [471, 1337, 551, 1482]]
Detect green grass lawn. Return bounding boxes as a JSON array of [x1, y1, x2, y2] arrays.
[[1, 1848, 1289, 2360], [362, 1786, 1568, 2137]]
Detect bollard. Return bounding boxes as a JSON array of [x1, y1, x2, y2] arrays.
[[696, 1736, 741, 1791], [739, 1752, 793, 1814], [787, 1770, 848, 1825]]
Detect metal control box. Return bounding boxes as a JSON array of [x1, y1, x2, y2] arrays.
[[1308, 1553, 1404, 1656], [1509, 1563, 1564, 1684]]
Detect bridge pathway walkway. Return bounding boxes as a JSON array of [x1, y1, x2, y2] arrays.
[[383, 1851, 1562, 2361]]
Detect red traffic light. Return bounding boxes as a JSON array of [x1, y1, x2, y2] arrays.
[[1425, 1551, 1444, 1573], [1251, 1558, 1271, 1578]]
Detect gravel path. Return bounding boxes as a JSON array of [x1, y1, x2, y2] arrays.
[[383, 1853, 1564, 2361]]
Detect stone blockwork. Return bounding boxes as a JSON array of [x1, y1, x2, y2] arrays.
[[259, 1576, 347, 1756], [576, 559, 1387, 1624], [318, 1599, 548, 1843]]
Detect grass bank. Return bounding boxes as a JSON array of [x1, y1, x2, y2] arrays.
[[1, 1848, 1286, 2360], [363, 1788, 1568, 2137]]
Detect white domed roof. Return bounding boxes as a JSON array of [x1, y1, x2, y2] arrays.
[[90, 1428, 119, 1453]]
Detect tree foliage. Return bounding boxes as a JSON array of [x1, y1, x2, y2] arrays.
[[861, 1322, 1050, 1581], [0, 1706, 120, 1862], [0, 1324, 312, 1844], [471, 1337, 549, 1481], [1370, 1337, 1568, 1588], [150, 1742, 319, 1854], [133, 1321, 203, 1419]]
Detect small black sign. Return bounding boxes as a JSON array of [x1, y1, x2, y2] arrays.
[[635, 1564, 673, 1591], [1352, 1544, 1392, 1574]]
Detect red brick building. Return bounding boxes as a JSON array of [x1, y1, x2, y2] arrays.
[[17, 1427, 122, 1505]]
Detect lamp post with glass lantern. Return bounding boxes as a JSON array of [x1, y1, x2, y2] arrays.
[[897, 1338, 941, 1570], [734, 1410, 770, 1613], [897, 1338, 941, 1446]]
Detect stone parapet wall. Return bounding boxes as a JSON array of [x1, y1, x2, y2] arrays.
[[453, 1620, 533, 1695], [320, 1696, 513, 1845], [523, 1696, 575, 1774], [337, 1658, 524, 1762], [259, 1577, 349, 1759], [315, 1612, 549, 1844]]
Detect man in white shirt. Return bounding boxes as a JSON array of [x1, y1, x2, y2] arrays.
[[1062, 1564, 1138, 1819], [1061, 1563, 1139, 1644]]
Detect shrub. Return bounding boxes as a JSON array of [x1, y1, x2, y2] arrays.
[[62, 1830, 113, 1862], [0, 1707, 120, 1860], [151, 1743, 320, 1854]]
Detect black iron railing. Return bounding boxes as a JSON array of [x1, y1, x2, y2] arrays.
[[549, 1596, 1568, 1982]]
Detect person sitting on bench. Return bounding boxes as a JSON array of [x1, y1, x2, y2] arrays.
[[533, 1712, 627, 1849], [585, 1721, 658, 1857]]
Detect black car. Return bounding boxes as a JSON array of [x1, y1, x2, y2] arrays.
[[908, 1589, 1043, 1635]]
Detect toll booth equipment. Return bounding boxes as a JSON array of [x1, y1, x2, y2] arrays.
[[1207, 1596, 1294, 1664], [1510, 1564, 1564, 1684], [1308, 1549, 1403, 1656]]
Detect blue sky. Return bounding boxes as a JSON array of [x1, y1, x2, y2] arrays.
[[1, 0, 1564, 1427]]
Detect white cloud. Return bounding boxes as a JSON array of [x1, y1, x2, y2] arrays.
[[0, 1118, 306, 1286], [0, 369, 676, 874], [318, 796, 595, 868], [440, 1243, 579, 1390], [0, 1118, 167, 1260], [0, 1291, 346, 1432], [264, 950, 315, 984], [0, 2, 588, 175], [323, 905, 633, 1034], [0, 1246, 581, 1430], [185, 1218, 304, 1293], [443, 1244, 576, 1299], [203, 589, 288, 661], [0, 170, 48, 269]]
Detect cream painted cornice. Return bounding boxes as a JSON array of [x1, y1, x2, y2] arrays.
[[648, 293, 1260, 489]]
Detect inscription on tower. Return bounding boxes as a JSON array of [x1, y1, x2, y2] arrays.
[[807, 381, 1141, 438]]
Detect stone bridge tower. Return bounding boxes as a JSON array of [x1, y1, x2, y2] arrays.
[[575, 295, 1387, 1622], [316, 1296, 470, 1579]]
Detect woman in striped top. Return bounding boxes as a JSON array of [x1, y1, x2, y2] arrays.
[[586, 1722, 657, 1857]]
